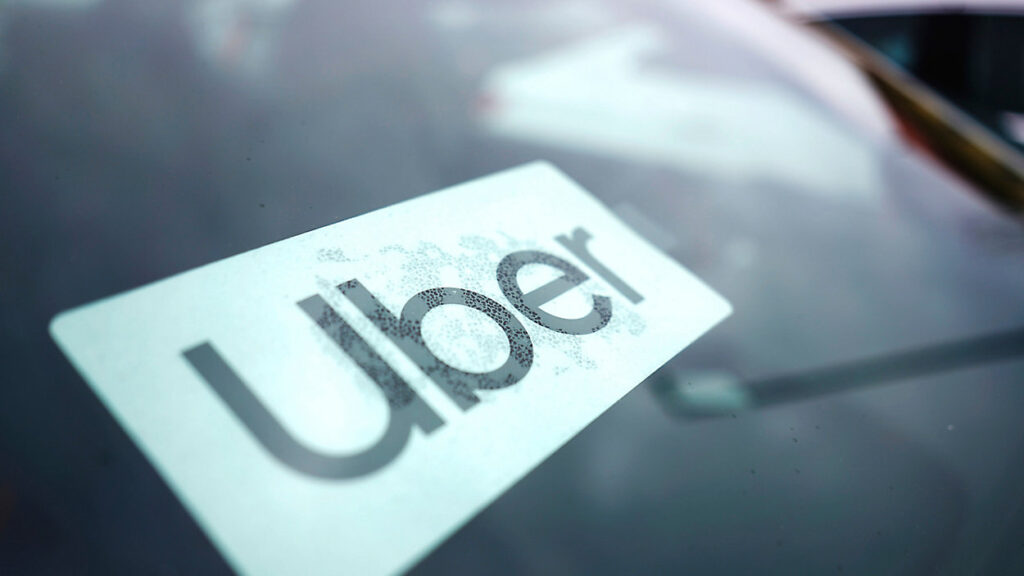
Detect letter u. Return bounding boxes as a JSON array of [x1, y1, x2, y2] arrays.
[[182, 294, 443, 480]]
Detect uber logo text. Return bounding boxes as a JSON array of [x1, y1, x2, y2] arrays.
[[183, 228, 642, 479]]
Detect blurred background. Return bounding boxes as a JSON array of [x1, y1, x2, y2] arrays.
[[780, 0, 1024, 151], [2, 0, 1024, 574]]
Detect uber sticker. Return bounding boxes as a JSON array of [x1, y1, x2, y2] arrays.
[[50, 162, 731, 576]]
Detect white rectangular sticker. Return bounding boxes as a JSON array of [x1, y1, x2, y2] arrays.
[[50, 162, 731, 576]]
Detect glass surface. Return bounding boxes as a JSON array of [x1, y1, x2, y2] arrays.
[[2, 1, 1024, 574]]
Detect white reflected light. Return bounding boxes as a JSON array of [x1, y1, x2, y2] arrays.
[[477, 23, 883, 199]]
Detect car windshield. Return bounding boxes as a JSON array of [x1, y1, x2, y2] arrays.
[[3, 1, 1024, 575]]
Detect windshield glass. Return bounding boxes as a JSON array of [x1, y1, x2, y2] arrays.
[[3, 1, 1024, 575]]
